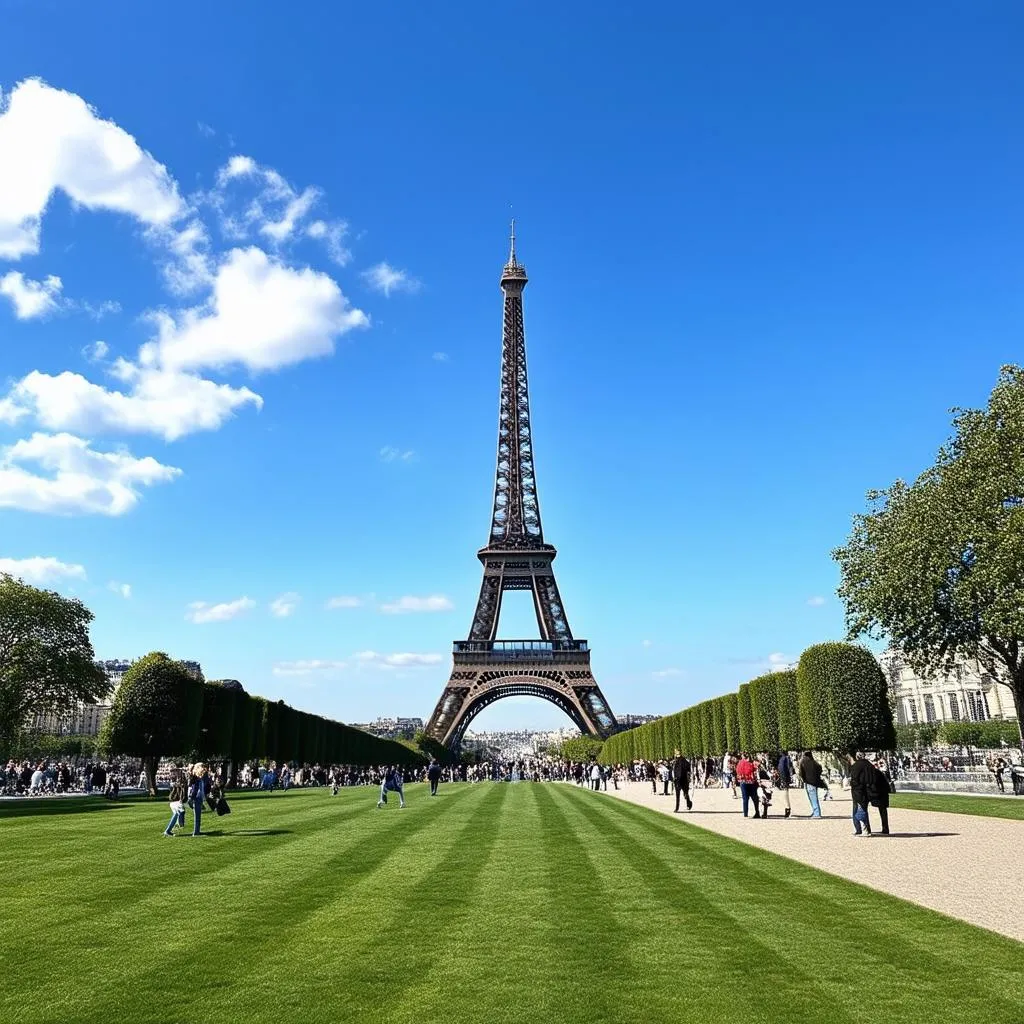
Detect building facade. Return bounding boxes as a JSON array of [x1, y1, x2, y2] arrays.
[[880, 651, 1018, 726], [30, 657, 204, 737]]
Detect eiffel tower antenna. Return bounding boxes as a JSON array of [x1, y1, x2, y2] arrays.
[[424, 228, 618, 748]]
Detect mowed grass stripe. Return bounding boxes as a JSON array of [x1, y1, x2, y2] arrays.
[[568, 787, 1024, 1018], [3, 785, 479, 1024], [389, 780, 636, 1024], [0, 790, 383, 944], [201, 784, 514, 1023]]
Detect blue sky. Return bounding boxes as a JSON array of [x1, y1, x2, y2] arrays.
[[2, 4, 1023, 730]]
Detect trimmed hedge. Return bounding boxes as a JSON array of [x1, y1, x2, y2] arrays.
[[598, 642, 896, 765]]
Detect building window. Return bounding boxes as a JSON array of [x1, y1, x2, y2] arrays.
[[966, 690, 990, 722], [923, 695, 937, 723], [906, 698, 919, 724], [948, 694, 961, 721]]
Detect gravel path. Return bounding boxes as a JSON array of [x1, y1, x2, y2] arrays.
[[602, 780, 1024, 942]]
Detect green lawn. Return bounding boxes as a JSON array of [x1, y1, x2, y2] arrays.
[[2, 784, 1022, 1024], [891, 791, 1024, 820]]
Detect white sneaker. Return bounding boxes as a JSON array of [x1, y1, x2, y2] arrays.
[[376, 801, 383, 809]]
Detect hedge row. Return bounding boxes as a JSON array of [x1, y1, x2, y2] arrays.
[[196, 682, 423, 768], [599, 642, 895, 764]]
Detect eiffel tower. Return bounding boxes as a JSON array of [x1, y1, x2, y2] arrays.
[[424, 227, 618, 748]]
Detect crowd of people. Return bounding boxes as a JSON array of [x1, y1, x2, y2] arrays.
[[1, 758, 142, 798]]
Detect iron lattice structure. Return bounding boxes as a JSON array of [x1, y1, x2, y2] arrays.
[[425, 230, 618, 748]]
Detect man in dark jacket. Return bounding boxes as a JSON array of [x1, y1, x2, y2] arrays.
[[867, 760, 891, 835], [847, 752, 873, 836], [671, 749, 692, 812], [797, 751, 823, 818], [427, 758, 442, 797]]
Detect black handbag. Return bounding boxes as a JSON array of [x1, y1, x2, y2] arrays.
[[215, 796, 231, 816]]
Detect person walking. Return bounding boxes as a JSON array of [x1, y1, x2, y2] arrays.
[[776, 750, 794, 819], [377, 766, 405, 808], [867, 758, 891, 835], [589, 762, 602, 791], [671, 749, 692, 812], [427, 758, 442, 797], [735, 753, 761, 818], [163, 771, 187, 837], [847, 752, 873, 836], [797, 751, 823, 818], [187, 763, 210, 836]]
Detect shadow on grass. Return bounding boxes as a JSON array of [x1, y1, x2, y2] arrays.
[[0, 797, 135, 818], [198, 828, 293, 838]]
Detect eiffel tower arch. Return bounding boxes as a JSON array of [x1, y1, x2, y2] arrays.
[[425, 228, 618, 748]]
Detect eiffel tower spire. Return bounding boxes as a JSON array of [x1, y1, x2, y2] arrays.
[[489, 221, 541, 546], [423, 229, 618, 748]]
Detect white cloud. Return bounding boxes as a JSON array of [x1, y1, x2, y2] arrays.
[[270, 592, 300, 618], [379, 446, 414, 463], [272, 659, 347, 676], [431, 351, 449, 362], [354, 651, 443, 668], [326, 595, 362, 609], [108, 581, 131, 599], [806, 595, 826, 607], [138, 246, 368, 374], [0, 79, 184, 260], [81, 341, 109, 362], [79, 300, 121, 320], [378, 594, 453, 614], [0, 271, 62, 319], [2, 366, 261, 441], [261, 187, 319, 243], [0, 556, 85, 584], [186, 596, 255, 624], [361, 261, 420, 297], [652, 667, 683, 679], [217, 155, 257, 184], [0, 432, 180, 515], [197, 122, 216, 139], [767, 652, 797, 672], [306, 220, 350, 265], [212, 157, 350, 263], [641, 639, 652, 648]]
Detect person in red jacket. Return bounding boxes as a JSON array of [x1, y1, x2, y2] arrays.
[[735, 753, 761, 818]]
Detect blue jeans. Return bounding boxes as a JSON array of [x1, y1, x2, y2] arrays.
[[191, 800, 202, 835], [804, 784, 822, 817], [852, 800, 871, 834], [739, 782, 760, 817]]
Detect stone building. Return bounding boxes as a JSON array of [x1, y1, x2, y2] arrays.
[[879, 651, 1018, 726]]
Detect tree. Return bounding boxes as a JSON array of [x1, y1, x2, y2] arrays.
[[101, 652, 204, 794], [749, 672, 780, 752], [940, 721, 984, 764], [560, 735, 605, 762], [796, 642, 896, 753], [774, 669, 803, 752], [0, 576, 108, 752], [737, 683, 754, 752], [834, 365, 1024, 749]]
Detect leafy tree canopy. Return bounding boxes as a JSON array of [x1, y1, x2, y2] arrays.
[[0, 575, 108, 750], [834, 365, 1024, 746], [101, 651, 204, 793]]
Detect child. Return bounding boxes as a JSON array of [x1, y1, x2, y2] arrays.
[[757, 761, 774, 818], [163, 773, 186, 837]]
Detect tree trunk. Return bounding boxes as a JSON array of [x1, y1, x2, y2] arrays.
[[1011, 668, 1024, 751], [143, 755, 159, 797]]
